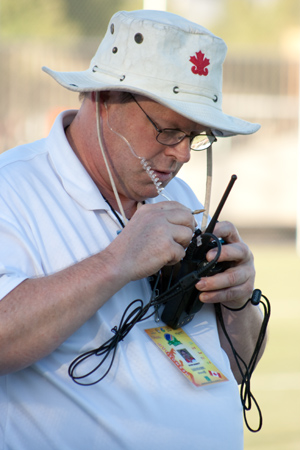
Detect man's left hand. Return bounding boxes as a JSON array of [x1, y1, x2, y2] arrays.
[[195, 221, 255, 307]]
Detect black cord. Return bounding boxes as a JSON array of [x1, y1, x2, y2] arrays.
[[103, 196, 126, 228], [69, 298, 155, 385], [215, 290, 270, 432]]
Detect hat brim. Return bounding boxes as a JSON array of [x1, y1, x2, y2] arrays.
[[42, 66, 260, 137]]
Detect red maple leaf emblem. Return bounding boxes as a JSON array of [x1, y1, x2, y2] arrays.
[[189, 50, 210, 76]]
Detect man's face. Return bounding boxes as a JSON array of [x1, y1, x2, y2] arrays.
[[100, 93, 209, 202]]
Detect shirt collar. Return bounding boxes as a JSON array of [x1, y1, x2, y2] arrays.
[[46, 110, 109, 211]]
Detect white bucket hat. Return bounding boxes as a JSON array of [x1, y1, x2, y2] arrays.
[[42, 9, 260, 137]]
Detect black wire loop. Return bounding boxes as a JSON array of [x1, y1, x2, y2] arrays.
[[215, 292, 270, 432], [68, 299, 151, 385]]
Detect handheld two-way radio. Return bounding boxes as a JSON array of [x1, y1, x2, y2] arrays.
[[159, 175, 237, 328]]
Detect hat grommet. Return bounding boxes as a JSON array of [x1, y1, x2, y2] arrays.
[[110, 24, 114, 34], [134, 33, 144, 44], [112, 47, 118, 54]]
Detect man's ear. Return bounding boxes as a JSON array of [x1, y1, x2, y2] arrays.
[[90, 91, 110, 114], [91, 91, 109, 102], [99, 91, 110, 102]]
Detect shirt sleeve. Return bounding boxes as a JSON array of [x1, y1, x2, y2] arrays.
[[0, 204, 42, 301]]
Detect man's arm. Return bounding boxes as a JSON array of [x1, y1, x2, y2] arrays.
[[195, 221, 267, 383], [0, 249, 126, 375], [0, 202, 196, 375]]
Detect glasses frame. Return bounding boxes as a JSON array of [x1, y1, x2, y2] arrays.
[[130, 94, 217, 151]]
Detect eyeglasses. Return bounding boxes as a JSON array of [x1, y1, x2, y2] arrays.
[[131, 95, 217, 151]]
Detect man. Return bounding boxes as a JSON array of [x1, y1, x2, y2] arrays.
[[0, 10, 266, 450]]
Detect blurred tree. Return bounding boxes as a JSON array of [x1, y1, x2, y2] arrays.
[[0, 0, 142, 39], [0, 0, 77, 38], [63, 0, 126, 36], [213, 0, 300, 51], [0, 0, 299, 50]]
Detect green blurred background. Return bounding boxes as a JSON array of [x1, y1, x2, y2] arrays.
[[1, 0, 300, 447]]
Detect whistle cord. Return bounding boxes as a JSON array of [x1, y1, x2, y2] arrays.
[[215, 291, 270, 432]]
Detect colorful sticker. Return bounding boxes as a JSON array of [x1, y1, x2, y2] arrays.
[[145, 326, 228, 388]]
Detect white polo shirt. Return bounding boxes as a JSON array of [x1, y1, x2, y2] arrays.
[[0, 111, 243, 449]]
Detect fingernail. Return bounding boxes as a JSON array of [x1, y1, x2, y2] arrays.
[[207, 249, 217, 261], [196, 279, 206, 290], [200, 292, 209, 302]]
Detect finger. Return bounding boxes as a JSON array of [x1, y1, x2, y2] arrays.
[[149, 200, 191, 215], [206, 241, 251, 264], [139, 202, 197, 231], [196, 267, 255, 305], [196, 265, 252, 292], [170, 223, 194, 249], [211, 221, 241, 244], [199, 283, 254, 306], [164, 205, 197, 231]]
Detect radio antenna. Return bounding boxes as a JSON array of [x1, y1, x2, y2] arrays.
[[205, 174, 237, 234]]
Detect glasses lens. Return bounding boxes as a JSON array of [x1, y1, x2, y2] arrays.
[[190, 134, 216, 151], [157, 129, 186, 146]]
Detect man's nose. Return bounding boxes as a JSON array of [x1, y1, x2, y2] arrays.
[[165, 138, 191, 163]]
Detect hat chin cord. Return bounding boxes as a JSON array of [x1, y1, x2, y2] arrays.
[[201, 146, 212, 231], [96, 92, 212, 228], [95, 92, 129, 225]]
